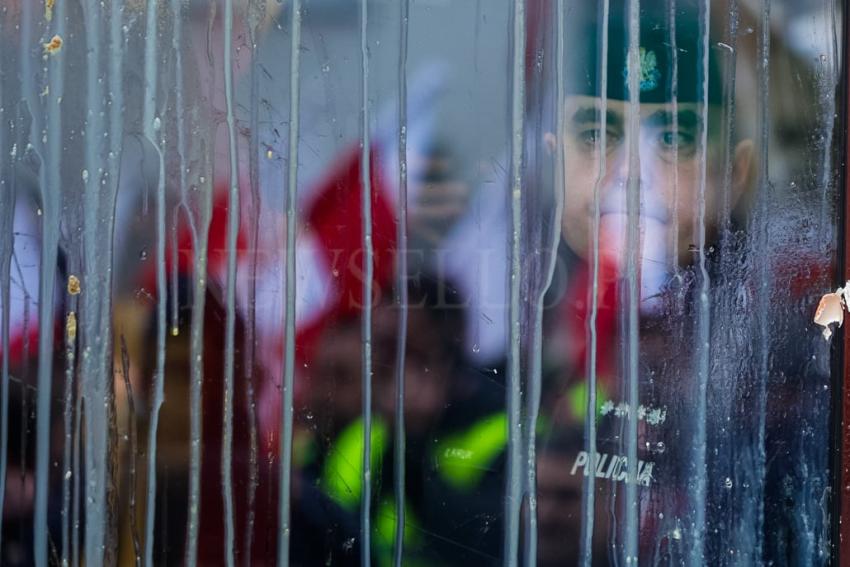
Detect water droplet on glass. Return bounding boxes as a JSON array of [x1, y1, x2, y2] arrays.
[[724, 477, 733, 489], [139, 248, 148, 261], [472, 344, 480, 353]]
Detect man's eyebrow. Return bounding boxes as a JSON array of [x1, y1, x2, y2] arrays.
[[571, 107, 623, 128], [645, 109, 701, 129]]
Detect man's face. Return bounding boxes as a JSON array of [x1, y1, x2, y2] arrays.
[[558, 95, 751, 269]]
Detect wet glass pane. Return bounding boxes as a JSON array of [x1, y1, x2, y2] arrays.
[[0, 0, 844, 565]]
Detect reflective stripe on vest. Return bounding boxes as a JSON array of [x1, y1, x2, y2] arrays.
[[321, 417, 388, 510], [434, 412, 507, 490], [566, 379, 608, 422], [373, 499, 428, 567]]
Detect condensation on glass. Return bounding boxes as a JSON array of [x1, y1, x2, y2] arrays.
[[0, 0, 844, 565]]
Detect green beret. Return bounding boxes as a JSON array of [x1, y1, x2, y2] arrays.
[[564, 0, 723, 104]]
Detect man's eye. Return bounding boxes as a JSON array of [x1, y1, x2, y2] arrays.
[[579, 128, 618, 148], [660, 130, 695, 149], [579, 129, 601, 146]]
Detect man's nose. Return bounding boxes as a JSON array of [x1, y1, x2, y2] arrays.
[[607, 134, 661, 194], [601, 143, 636, 199], [603, 138, 670, 226], [614, 142, 634, 183]]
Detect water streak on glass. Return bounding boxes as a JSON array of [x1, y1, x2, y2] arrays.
[[581, 2, 609, 565], [393, 1, 411, 565], [142, 0, 169, 562], [170, 214, 180, 341], [522, 0, 568, 562], [668, 0, 680, 265], [161, 3, 191, 562], [185, 8, 219, 565], [0, 19, 12, 553], [169, 0, 188, 343], [711, 1, 741, 562], [720, 2, 739, 235], [62, 257, 78, 567], [278, 1, 302, 564], [754, 0, 773, 560], [689, 2, 713, 563], [0, 203, 7, 564], [504, 0, 526, 564], [61, 316, 76, 567], [360, 0, 374, 563], [72, 360, 83, 567], [109, 3, 128, 565], [108, 0, 124, 229], [220, 1, 242, 564], [71, 400, 83, 567], [524, 0, 564, 561], [22, 0, 54, 561], [244, 1, 264, 555], [143, 0, 158, 160], [186, 142, 214, 567], [80, 0, 117, 561], [818, 0, 839, 230], [624, 0, 642, 561]]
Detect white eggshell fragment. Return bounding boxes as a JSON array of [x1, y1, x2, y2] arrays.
[[814, 290, 845, 340]]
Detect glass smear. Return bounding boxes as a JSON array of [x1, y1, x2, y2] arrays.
[[0, 1, 841, 565], [392, 1, 411, 565], [503, 0, 526, 564], [360, 0, 374, 564], [277, 0, 302, 564], [624, 0, 641, 561]]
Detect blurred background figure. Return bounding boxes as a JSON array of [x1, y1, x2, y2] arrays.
[[302, 277, 504, 566]]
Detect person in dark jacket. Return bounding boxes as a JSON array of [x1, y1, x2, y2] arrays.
[[523, 1, 831, 565]]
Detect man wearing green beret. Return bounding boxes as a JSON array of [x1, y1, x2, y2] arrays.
[[534, 1, 763, 564]]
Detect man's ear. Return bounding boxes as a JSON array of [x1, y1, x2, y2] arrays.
[[543, 132, 557, 155], [730, 139, 754, 208]]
